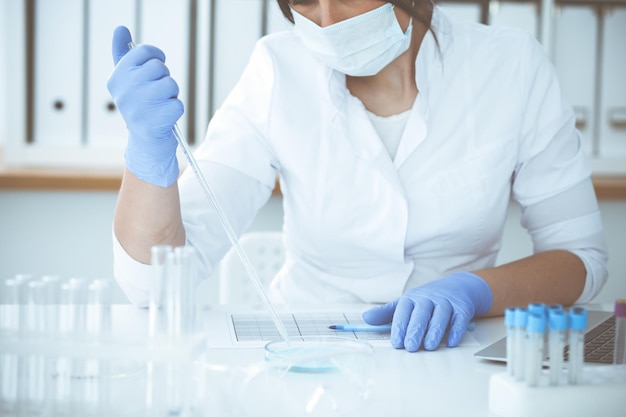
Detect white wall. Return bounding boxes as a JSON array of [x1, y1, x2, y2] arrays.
[[0, 191, 284, 304], [1, 191, 624, 305]]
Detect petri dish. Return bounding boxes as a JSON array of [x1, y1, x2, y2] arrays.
[[264, 336, 374, 373], [234, 336, 375, 417]]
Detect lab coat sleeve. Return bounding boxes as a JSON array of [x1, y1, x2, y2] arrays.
[[178, 162, 275, 290], [112, 227, 153, 308], [512, 34, 608, 303], [178, 38, 281, 287], [112, 39, 280, 307], [112, 163, 274, 308], [195, 38, 280, 188]]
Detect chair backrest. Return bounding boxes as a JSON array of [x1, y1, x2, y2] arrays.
[[218, 231, 285, 305]]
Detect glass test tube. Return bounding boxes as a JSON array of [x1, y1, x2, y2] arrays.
[[41, 275, 61, 335], [149, 245, 172, 339], [1, 278, 20, 409], [86, 279, 112, 338], [148, 245, 196, 415], [525, 312, 546, 387], [568, 307, 587, 385], [513, 308, 528, 381], [86, 279, 113, 415], [614, 299, 626, 365], [14, 275, 34, 410], [39, 276, 61, 416], [169, 246, 196, 338], [57, 278, 84, 410], [147, 246, 172, 414], [166, 250, 184, 340], [504, 307, 516, 377], [14, 274, 34, 333], [24, 281, 47, 412], [166, 247, 195, 414]]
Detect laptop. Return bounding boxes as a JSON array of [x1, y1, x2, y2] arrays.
[[473, 309, 615, 364]]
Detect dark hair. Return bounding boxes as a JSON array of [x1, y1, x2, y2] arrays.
[[276, 0, 435, 34]]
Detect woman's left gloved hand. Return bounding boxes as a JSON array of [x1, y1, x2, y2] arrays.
[[362, 271, 493, 352]]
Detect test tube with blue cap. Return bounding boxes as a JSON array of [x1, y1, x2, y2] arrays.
[[547, 304, 564, 314], [568, 306, 587, 385], [513, 307, 528, 381], [527, 302, 547, 358], [525, 312, 546, 387], [548, 308, 567, 385], [504, 307, 516, 377], [527, 302, 546, 317]]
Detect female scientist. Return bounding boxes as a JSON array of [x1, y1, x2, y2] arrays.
[[107, 0, 608, 352]]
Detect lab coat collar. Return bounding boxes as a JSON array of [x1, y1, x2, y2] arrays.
[[325, 7, 451, 164], [394, 95, 427, 168], [327, 70, 384, 161], [392, 7, 451, 167], [327, 72, 405, 191]]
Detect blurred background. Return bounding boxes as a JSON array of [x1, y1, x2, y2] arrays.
[[1, 0, 625, 304]]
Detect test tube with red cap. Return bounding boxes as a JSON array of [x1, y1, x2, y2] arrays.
[[614, 299, 626, 365]]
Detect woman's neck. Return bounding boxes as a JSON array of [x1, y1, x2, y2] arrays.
[[346, 21, 427, 117]]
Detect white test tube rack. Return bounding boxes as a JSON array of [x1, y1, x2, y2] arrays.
[[489, 366, 626, 417], [489, 303, 626, 417]]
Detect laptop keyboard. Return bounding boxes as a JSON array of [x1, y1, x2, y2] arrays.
[[564, 315, 615, 364]]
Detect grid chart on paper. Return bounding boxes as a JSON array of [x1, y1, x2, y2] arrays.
[[230, 312, 391, 342]]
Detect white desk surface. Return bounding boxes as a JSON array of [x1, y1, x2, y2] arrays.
[[6, 303, 610, 417], [193, 303, 614, 417], [109, 303, 510, 416]]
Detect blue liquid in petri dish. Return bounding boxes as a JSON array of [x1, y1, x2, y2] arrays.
[[264, 336, 374, 373]]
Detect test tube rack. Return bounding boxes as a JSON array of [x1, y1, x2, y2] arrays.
[[1, 255, 206, 417], [490, 302, 626, 417], [0, 326, 206, 363], [488, 365, 626, 417]]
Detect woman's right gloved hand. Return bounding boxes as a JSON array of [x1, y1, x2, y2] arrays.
[[107, 25, 184, 187]]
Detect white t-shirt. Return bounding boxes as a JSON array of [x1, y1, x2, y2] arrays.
[[367, 108, 412, 159], [113, 8, 607, 307]]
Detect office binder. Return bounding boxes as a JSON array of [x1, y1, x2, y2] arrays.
[[599, 8, 626, 158], [33, 0, 84, 147], [212, 0, 264, 111], [86, 0, 137, 150], [552, 6, 598, 157], [140, 0, 191, 141]]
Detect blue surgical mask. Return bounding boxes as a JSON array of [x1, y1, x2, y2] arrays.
[[292, 3, 413, 77]]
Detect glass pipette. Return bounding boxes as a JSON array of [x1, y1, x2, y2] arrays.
[[127, 41, 290, 344], [171, 124, 290, 343]]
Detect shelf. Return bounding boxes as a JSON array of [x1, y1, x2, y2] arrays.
[[0, 166, 284, 195], [0, 167, 623, 200]]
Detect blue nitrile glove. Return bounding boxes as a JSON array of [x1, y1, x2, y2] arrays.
[[362, 271, 493, 352], [106, 25, 183, 187]]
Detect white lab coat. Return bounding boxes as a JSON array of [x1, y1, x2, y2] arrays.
[[113, 8, 607, 307]]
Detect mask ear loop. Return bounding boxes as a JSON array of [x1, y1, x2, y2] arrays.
[[400, 0, 415, 33], [404, 1, 414, 34], [391, 2, 414, 33]]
